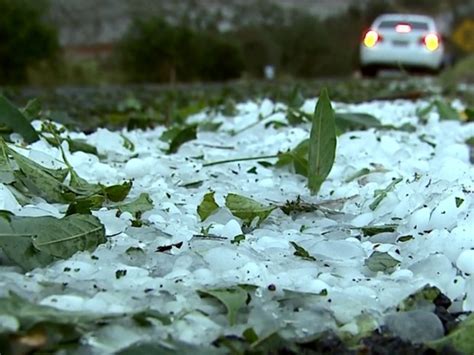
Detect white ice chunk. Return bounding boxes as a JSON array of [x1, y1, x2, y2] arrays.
[[221, 219, 242, 238], [429, 195, 466, 230], [463, 276, 474, 311], [408, 207, 431, 231], [0, 184, 21, 211], [40, 294, 85, 311], [456, 250, 474, 275], [203, 246, 251, 271]]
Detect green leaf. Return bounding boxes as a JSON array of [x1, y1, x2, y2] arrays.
[[0, 214, 106, 270], [289, 241, 316, 261], [465, 108, 474, 121], [429, 313, 474, 354], [231, 234, 246, 245], [22, 98, 42, 120], [160, 126, 181, 142], [277, 288, 328, 303], [275, 139, 309, 177], [344, 168, 371, 183], [247, 167, 257, 174], [435, 99, 460, 120], [5, 144, 71, 203], [66, 138, 98, 155], [131, 309, 172, 327], [68, 169, 101, 196], [335, 112, 382, 133], [0, 140, 15, 184], [286, 108, 310, 126], [466, 137, 474, 147], [162, 125, 197, 154], [66, 194, 105, 215], [6, 142, 68, 182], [115, 269, 127, 279], [416, 102, 435, 120], [0, 224, 56, 271], [243, 327, 259, 344], [180, 180, 204, 189], [0, 96, 39, 143], [287, 86, 305, 109], [455, 197, 464, 208], [198, 121, 222, 132], [369, 177, 403, 211], [397, 285, 441, 312], [280, 196, 319, 216], [5, 184, 31, 206], [103, 181, 132, 202], [68, 172, 131, 207], [360, 224, 397, 237], [197, 192, 219, 222], [116, 193, 154, 218], [364, 251, 400, 273], [225, 193, 276, 227], [397, 235, 414, 242], [308, 88, 337, 195], [198, 286, 249, 325], [30, 214, 106, 259], [120, 133, 135, 151]]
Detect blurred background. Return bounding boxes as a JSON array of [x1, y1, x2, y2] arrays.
[[1, 0, 473, 86]]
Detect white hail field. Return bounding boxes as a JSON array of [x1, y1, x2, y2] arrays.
[[0, 97, 473, 352]]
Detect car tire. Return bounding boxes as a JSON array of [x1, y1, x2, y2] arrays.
[[361, 66, 378, 78]]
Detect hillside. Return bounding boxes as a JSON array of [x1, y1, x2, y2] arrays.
[[48, 0, 357, 47]]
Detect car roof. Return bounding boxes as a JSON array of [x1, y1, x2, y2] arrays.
[[373, 13, 436, 26]]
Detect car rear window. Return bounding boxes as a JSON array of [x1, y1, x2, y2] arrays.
[[378, 21, 429, 31]]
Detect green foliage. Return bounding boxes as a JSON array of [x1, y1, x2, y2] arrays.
[[430, 313, 474, 354], [0, 214, 105, 271], [0, 0, 58, 84], [197, 192, 219, 222], [197, 286, 250, 325], [335, 113, 383, 132], [161, 124, 198, 154], [361, 224, 397, 237], [0, 96, 39, 143], [369, 178, 403, 210], [289, 241, 316, 261], [435, 100, 461, 120], [308, 89, 337, 195], [225, 193, 276, 227], [275, 139, 309, 177], [398, 285, 442, 312], [365, 251, 400, 273], [118, 17, 243, 83], [0, 137, 131, 207], [116, 193, 154, 219]]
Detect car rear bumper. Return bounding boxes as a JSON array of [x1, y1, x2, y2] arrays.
[[360, 46, 444, 70]]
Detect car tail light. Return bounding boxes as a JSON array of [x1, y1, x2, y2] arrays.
[[363, 30, 382, 48], [422, 33, 440, 51], [395, 24, 411, 33]]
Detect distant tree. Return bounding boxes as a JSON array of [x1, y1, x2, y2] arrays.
[[0, 0, 59, 84], [198, 34, 244, 81], [117, 17, 243, 83], [234, 26, 279, 78]]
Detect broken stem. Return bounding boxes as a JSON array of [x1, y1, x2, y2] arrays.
[[203, 154, 278, 167]]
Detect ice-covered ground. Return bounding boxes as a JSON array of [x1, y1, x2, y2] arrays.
[[1, 96, 473, 352]]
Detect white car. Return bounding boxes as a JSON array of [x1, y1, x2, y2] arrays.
[[360, 14, 445, 77]]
